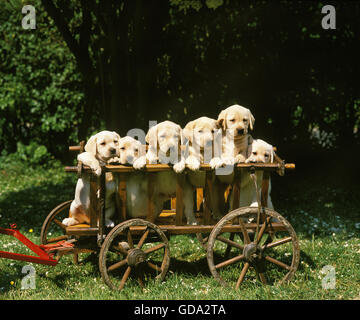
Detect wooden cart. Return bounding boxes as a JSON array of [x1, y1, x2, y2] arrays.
[[40, 143, 299, 291]]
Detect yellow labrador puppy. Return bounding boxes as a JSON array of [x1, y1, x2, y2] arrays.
[[145, 120, 186, 173], [62, 131, 120, 227], [137, 121, 196, 224], [106, 136, 148, 224], [210, 104, 255, 171], [229, 139, 275, 210], [183, 116, 224, 219]]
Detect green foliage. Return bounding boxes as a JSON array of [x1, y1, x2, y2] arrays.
[[0, 0, 84, 158]]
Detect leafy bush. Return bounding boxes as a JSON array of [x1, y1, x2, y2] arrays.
[[0, 0, 84, 159]]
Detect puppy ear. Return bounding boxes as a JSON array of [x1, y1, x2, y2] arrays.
[[112, 131, 120, 141], [84, 134, 97, 156], [145, 124, 157, 145], [217, 109, 227, 130], [183, 120, 195, 143], [248, 109, 255, 130], [270, 147, 274, 163]]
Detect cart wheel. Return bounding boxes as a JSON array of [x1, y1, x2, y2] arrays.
[[40, 200, 73, 245], [99, 219, 170, 291], [207, 207, 300, 288]]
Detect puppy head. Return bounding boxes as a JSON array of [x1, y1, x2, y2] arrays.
[[217, 104, 255, 138], [183, 117, 220, 148], [84, 130, 120, 162], [146, 121, 183, 155], [246, 139, 274, 164], [117, 136, 143, 165]]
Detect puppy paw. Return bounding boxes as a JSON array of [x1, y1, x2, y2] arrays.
[[133, 156, 147, 170], [90, 163, 102, 176], [62, 217, 79, 227], [235, 154, 246, 163], [222, 156, 235, 166], [185, 156, 200, 171], [173, 160, 186, 173], [209, 157, 224, 169], [146, 153, 158, 164], [108, 157, 121, 165]]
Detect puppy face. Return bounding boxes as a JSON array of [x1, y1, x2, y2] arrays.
[[183, 117, 219, 149], [246, 139, 274, 163], [217, 104, 255, 139], [117, 136, 143, 165], [146, 121, 183, 155], [85, 130, 120, 162]]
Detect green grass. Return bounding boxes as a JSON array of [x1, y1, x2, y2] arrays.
[[0, 160, 359, 300]]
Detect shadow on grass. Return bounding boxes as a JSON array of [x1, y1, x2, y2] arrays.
[[0, 177, 75, 231]]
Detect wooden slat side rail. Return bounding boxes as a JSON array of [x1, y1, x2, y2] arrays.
[[175, 174, 185, 226], [65, 163, 296, 173], [146, 173, 156, 223], [89, 175, 99, 228], [203, 171, 213, 225], [117, 173, 127, 222], [127, 223, 287, 235], [232, 169, 241, 210]]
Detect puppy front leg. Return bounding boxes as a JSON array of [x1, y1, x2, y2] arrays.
[[185, 155, 201, 171], [78, 152, 102, 176], [133, 155, 147, 170]]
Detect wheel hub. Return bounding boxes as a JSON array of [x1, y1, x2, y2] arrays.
[[243, 243, 263, 263], [127, 249, 147, 266]]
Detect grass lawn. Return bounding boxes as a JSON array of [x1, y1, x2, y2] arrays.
[[0, 158, 359, 300]]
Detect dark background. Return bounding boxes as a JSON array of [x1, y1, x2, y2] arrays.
[[1, 0, 359, 176]]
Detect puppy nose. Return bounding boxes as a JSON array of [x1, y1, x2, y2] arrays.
[[237, 128, 244, 135], [110, 148, 116, 154]]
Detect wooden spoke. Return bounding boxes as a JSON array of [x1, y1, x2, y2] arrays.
[[147, 262, 162, 273], [235, 262, 250, 289], [107, 258, 128, 272], [119, 266, 132, 290], [262, 237, 292, 250], [144, 243, 165, 255], [137, 228, 150, 249], [265, 256, 291, 270], [52, 218, 67, 230], [215, 254, 245, 270], [127, 229, 134, 249], [217, 234, 244, 251], [258, 272, 267, 285], [255, 216, 272, 245]]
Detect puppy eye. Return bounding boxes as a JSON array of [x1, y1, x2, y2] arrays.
[[100, 142, 106, 146], [252, 152, 257, 155], [198, 130, 203, 133], [229, 119, 235, 122], [135, 148, 138, 152], [120, 147, 125, 150], [264, 154, 269, 157], [243, 119, 248, 122], [211, 129, 215, 133], [114, 140, 118, 144]]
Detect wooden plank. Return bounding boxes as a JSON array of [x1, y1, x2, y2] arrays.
[[65, 162, 295, 174], [66, 227, 99, 236], [127, 222, 287, 235], [203, 172, 213, 225], [175, 174, 185, 225], [196, 188, 203, 212], [146, 173, 156, 223], [117, 173, 127, 221], [171, 198, 176, 211], [89, 175, 99, 228], [261, 171, 270, 208], [232, 169, 241, 210]]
